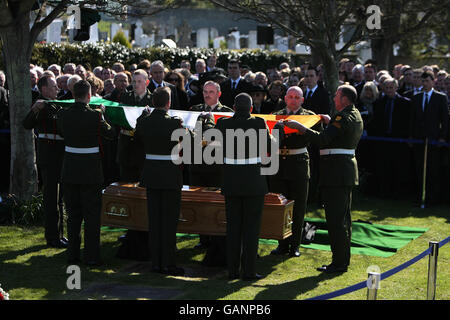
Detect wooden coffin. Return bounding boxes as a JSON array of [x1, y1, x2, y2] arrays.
[[101, 183, 294, 240]]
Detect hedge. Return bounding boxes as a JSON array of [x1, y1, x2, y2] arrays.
[[29, 42, 309, 72]]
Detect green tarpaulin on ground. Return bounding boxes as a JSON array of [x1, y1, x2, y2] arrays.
[[102, 218, 427, 258]]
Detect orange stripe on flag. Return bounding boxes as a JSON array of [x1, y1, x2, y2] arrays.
[[213, 114, 321, 134]]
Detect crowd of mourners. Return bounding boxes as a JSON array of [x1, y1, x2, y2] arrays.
[[0, 54, 449, 206]]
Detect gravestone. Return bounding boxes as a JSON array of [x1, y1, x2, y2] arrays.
[[196, 28, 209, 48], [46, 19, 63, 43]]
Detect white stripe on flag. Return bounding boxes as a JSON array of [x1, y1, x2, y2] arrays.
[[122, 106, 233, 130], [122, 106, 147, 129]]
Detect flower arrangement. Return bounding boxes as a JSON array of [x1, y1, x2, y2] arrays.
[[0, 284, 9, 300]]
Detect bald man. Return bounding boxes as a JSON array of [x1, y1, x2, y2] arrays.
[[270, 86, 320, 257]]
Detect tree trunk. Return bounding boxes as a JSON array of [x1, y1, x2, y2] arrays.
[[0, 14, 38, 200], [371, 38, 394, 71]]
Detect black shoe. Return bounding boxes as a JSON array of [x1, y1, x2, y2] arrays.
[[270, 246, 289, 255], [242, 273, 265, 281], [289, 248, 301, 257], [151, 266, 161, 273], [228, 273, 240, 280], [47, 239, 68, 248], [194, 242, 208, 249], [161, 266, 185, 276], [316, 264, 347, 273]]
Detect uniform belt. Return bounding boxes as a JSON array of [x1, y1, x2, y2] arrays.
[[38, 133, 64, 141], [320, 148, 355, 156], [120, 129, 135, 137], [145, 154, 180, 161], [278, 147, 308, 156], [65, 146, 100, 154], [224, 157, 261, 165]]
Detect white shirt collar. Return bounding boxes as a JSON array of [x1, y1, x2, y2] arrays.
[[307, 84, 318, 94], [152, 79, 164, 88], [231, 77, 241, 86]]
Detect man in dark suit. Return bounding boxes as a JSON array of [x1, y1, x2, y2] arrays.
[[23, 75, 67, 248], [398, 67, 414, 96], [135, 87, 185, 276], [403, 69, 423, 99], [303, 65, 331, 204], [56, 80, 115, 266], [369, 78, 413, 198], [147, 60, 180, 110], [285, 85, 363, 273], [58, 75, 82, 100], [270, 86, 319, 258], [350, 64, 365, 98], [215, 93, 275, 280], [409, 71, 448, 206], [104, 72, 129, 102], [219, 60, 253, 108]]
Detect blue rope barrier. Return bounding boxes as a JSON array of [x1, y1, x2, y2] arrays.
[[307, 236, 450, 300]]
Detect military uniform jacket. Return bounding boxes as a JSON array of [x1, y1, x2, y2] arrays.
[[56, 102, 115, 184], [189, 102, 233, 113], [135, 108, 184, 190], [215, 112, 271, 196], [118, 90, 152, 167], [22, 95, 65, 167], [272, 107, 318, 180], [189, 102, 234, 176], [304, 104, 363, 187]]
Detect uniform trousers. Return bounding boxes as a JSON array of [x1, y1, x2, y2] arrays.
[[146, 188, 181, 269], [40, 165, 63, 243], [321, 186, 353, 268], [225, 195, 264, 277], [64, 183, 102, 262]]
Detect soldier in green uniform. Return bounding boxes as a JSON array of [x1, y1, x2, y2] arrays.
[[117, 69, 152, 182], [215, 93, 278, 280], [56, 80, 115, 265], [189, 80, 233, 252], [135, 87, 185, 276], [23, 75, 67, 248], [283, 85, 363, 273], [270, 86, 321, 257]]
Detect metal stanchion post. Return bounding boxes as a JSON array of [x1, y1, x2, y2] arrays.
[[420, 138, 428, 209], [427, 241, 439, 300], [366, 272, 380, 300]]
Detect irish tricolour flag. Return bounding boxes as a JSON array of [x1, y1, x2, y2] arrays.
[[52, 97, 321, 132]]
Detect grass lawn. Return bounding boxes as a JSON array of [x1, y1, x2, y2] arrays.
[[0, 191, 448, 300]]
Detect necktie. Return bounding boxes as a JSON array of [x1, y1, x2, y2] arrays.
[[232, 81, 236, 90], [306, 90, 312, 100], [205, 105, 211, 112], [423, 93, 429, 111], [385, 98, 394, 134]]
